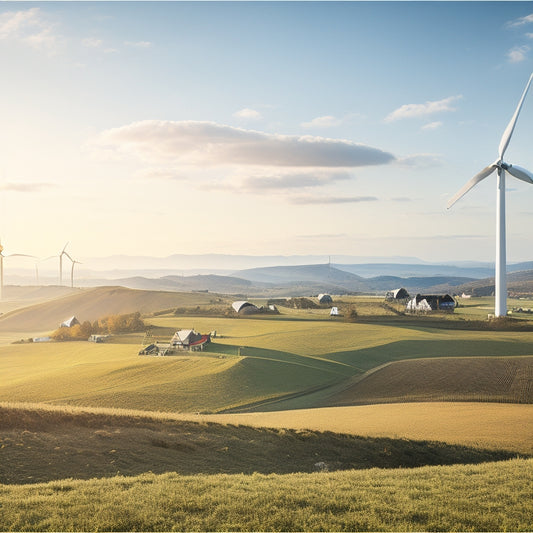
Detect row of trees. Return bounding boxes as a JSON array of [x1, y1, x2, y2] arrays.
[[51, 312, 145, 341]]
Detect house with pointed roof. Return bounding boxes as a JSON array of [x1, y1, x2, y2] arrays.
[[60, 316, 80, 328], [170, 329, 211, 351]]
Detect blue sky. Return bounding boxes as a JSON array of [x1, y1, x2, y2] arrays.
[[1, 1, 533, 266]]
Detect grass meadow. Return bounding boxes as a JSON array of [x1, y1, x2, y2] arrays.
[[1, 459, 531, 532], [1, 294, 533, 531], [2, 310, 532, 413]]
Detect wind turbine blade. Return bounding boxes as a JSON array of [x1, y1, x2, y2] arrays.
[[61, 242, 69, 254], [447, 163, 497, 209], [63, 251, 74, 262], [7, 254, 36, 258], [499, 72, 533, 160], [506, 164, 533, 184]]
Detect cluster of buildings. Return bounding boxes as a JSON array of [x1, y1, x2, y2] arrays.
[[387, 289, 457, 312]]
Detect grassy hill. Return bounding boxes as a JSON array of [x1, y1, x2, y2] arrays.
[[2, 300, 533, 531], [1, 403, 531, 531], [2, 404, 522, 485], [0, 286, 80, 316], [2, 311, 533, 414], [455, 269, 533, 297], [0, 287, 227, 333]]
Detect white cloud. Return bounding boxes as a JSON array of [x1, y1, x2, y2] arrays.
[[395, 153, 443, 167], [301, 115, 342, 129], [95, 120, 395, 168], [508, 45, 530, 63], [124, 41, 152, 48], [507, 13, 533, 28], [82, 37, 103, 48], [385, 95, 462, 122], [240, 171, 352, 191], [301, 113, 362, 129], [290, 195, 378, 205], [82, 37, 117, 54], [421, 121, 443, 131], [0, 8, 59, 52], [526, 33, 533, 39], [233, 108, 263, 120]]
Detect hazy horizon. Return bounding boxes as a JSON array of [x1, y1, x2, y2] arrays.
[[2, 2, 533, 265]]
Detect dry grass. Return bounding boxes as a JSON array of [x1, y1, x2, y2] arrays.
[[201, 402, 533, 454], [2, 404, 522, 486], [0, 286, 221, 333]]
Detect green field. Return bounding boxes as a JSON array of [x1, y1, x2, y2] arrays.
[[1, 307, 533, 413], [2, 291, 533, 531]]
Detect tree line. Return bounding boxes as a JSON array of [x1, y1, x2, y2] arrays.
[[51, 312, 145, 341]]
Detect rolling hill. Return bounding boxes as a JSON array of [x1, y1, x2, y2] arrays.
[[0, 287, 226, 333], [454, 269, 533, 297]]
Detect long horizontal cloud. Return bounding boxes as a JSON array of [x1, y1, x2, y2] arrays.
[[96, 120, 395, 167], [241, 171, 352, 191], [290, 195, 378, 205], [385, 96, 462, 122], [0, 182, 54, 192]]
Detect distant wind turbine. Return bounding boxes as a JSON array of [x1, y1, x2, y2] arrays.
[[0, 239, 35, 300], [447, 73, 533, 317], [64, 253, 82, 288], [58, 242, 69, 286]]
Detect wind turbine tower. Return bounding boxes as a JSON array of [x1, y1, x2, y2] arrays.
[[58, 242, 69, 286], [448, 73, 533, 317]]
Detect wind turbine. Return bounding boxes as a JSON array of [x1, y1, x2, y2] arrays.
[[65, 253, 82, 288], [58, 242, 69, 286], [448, 73, 533, 317], [0, 240, 35, 300]]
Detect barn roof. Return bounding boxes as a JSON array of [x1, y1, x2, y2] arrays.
[[232, 301, 257, 313], [173, 329, 194, 343]]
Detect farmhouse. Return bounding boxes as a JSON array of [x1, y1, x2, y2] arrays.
[[386, 288, 410, 301], [318, 294, 333, 304], [59, 316, 80, 328], [232, 301, 260, 314], [170, 329, 211, 351], [406, 294, 456, 312]]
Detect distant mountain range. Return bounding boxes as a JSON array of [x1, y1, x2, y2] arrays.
[[5, 258, 533, 298], [59, 264, 479, 297]]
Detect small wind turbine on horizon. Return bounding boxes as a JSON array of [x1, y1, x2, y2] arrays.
[[447, 72, 533, 317], [67, 256, 82, 288], [59, 242, 69, 286], [40, 243, 72, 286], [0, 239, 35, 300]]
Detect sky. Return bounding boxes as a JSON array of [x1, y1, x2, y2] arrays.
[[1, 1, 533, 268]]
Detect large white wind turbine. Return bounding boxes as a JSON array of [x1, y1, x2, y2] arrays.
[[448, 73, 533, 317]]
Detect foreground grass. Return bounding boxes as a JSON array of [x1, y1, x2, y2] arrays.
[[1, 459, 531, 531]]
